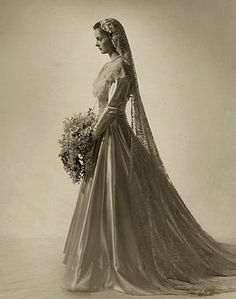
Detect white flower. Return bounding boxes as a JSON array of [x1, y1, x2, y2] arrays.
[[100, 20, 116, 34]]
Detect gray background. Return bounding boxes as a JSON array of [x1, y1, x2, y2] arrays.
[[1, 1, 236, 298], [1, 0, 236, 243]]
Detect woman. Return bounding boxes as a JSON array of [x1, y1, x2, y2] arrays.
[[61, 18, 236, 295]]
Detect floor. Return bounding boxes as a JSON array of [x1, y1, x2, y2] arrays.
[[0, 236, 236, 299]]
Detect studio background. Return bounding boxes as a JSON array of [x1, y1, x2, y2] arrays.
[[1, 0, 236, 243]]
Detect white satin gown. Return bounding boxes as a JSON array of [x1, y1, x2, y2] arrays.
[[61, 55, 236, 296]]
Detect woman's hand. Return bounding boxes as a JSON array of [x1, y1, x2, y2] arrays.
[[92, 134, 99, 143], [92, 124, 100, 142], [87, 145, 94, 160]]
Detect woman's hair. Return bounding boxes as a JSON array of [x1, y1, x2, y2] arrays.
[[93, 22, 101, 30], [93, 21, 110, 37]]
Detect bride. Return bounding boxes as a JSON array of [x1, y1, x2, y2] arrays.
[[61, 18, 236, 296]]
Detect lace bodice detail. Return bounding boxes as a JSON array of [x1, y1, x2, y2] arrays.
[[92, 56, 132, 138], [92, 56, 131, 115]]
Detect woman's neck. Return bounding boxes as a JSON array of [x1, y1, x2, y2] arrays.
[[109, 51, 120, 61]]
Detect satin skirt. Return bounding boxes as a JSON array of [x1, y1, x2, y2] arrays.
[[61, 117, 236, 296]]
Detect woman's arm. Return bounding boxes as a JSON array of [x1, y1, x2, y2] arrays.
[[93, 76, 130, 139]]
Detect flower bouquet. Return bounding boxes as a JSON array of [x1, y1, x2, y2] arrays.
[[58, 108, 98, 184]]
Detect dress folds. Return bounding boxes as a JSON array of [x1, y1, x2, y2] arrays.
[[61, 55, 236, 296]]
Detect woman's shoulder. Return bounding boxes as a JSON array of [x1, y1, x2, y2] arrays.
[[106, 56, 131, 81]]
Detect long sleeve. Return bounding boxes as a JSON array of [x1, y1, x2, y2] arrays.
[[93, 76, 130, 138]]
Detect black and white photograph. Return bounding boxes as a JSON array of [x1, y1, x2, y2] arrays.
[[1, 1, 236, 298]]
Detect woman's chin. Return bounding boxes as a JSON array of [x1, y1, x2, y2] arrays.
[[98, 49, 106, 54]]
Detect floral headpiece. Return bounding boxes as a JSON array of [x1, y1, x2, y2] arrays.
[[100, 19, 116, 35]]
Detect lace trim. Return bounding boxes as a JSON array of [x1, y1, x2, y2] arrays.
[[92, 58, 130, 99]]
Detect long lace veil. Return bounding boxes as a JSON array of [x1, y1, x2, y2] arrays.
[[99, 19, 169, 170], [98, 19, 236, 285]]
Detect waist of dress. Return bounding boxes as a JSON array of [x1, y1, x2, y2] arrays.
[[107, 105, 127, 120]]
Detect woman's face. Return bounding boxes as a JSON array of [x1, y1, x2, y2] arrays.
[[94, 28, 114, 54]]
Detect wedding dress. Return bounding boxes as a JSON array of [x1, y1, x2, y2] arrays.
[[61, 54, 236, 296]]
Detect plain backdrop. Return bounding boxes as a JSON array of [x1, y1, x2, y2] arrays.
[[1, 0, 236, 243]]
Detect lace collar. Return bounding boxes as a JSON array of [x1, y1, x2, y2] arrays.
[[109, 54, 121, 63], [92, 54, 126, 99]]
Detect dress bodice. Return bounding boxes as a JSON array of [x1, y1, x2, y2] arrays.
[[92, 55, 131, 118]]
